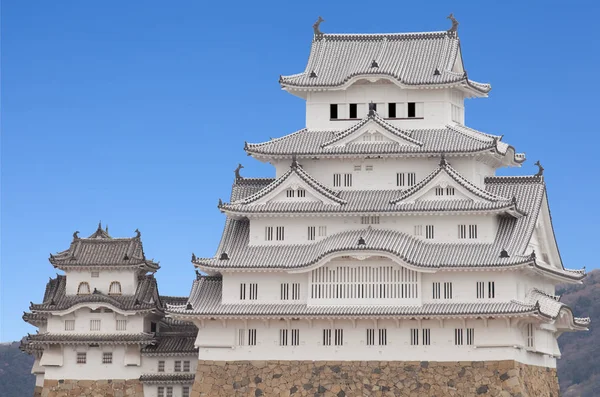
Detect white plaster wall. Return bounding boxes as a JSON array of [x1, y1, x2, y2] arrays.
[[305, 85, 463, 130], [43, 345, 142, 380], [272, 157, 491, 190], [193, 318, 556, 367], [140, 354, 198, 374], [222, 272, 308, 304], [422, 271, 519, 303], [248, 214, 498, 246], [47, 308, 146, 333], [65, 269, 138, 295]]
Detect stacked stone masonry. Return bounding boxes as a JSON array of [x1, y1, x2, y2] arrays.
[[190, 360, 559, 397], [41, 379, 144, 397]]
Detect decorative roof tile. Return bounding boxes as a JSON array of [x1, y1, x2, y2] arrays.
[[141, 333, 198, 356], [279, 31, 490, 93]]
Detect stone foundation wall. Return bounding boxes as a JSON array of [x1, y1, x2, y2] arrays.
[[191, 360, 559, 397], [34, 385, 43, 397], [41, 379, 144, 397]]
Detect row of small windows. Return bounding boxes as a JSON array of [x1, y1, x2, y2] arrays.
[[333, 173, 353, 187], [334, 172, 419, 188], [264, 223, 479, 243], [240, 283, 258, 300], [354, 164, 374, 171], [286, 188, 306, 198], [157, 386, 190, 397], [76, 281, 121, 295], [235, 328, 473, 347], [280, 283, 300, 300], [66, 319, 128, 331], [76, 352, 112, 364], [435, 187, 455, 196], [477, 281, 496, 299], [157, 360, 191, 372], [329, 102, 424, 120]]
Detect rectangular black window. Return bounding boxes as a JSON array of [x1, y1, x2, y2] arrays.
[[150, 322, 157, 333], [349, 103, 358, 119], [388, 103, 396, 118], [408, 102, 416, 118], [330, 104, 338, 119]]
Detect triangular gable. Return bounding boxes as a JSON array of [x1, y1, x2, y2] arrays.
[[229, 163, 346, 207], [321, 113, 422, 149], [391, 158, 511, 205], [527, 191, 564, 271]]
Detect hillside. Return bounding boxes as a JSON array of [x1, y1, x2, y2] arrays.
[[1, 272, 598, 397], [0, 341, 35, 396], [557, 269, 600, 396]]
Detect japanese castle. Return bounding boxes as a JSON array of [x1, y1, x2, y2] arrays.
[[23, 15, 589, 397]]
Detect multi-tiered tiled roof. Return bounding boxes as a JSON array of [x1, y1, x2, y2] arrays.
[[48, 224, 159, 272], [279, 29, 490, 94]]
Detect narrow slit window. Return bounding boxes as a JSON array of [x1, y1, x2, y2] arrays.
[[291, 329, 300, 346], [455, 328, 464, 345], [333, 173, 341, 187], [279, 329, 289, 346], [297, 188, 306, 197], [469, 225, 478, 239], [249, 283, 258, 300], [77, 352, 87, 364], [344, 173, 353, 187], [444, 282, 453, 299], [64, 320, 75, 331], [158, 387, 164, 397], [366, 329, 375, 346], [166, 387, 173, 397], [435, 187, 444, 196], [466, 328, 475, 345], [330, 104, 338, 120], [414, 225, 423, 236], [388, 103, 397, 118], [286, 188, 295, 198], [280, 283, 289, 300], [116, 319, 127, 331], [446, 187, 455, 195], [526, 324, 535, 348], [158, 360, 165, 372], [410, 328, 419, 345], [248, 329, 257, 346], [422, 329, 431, 345], [476, 282, 485, 299], [425, 225, 434, 239], [458, 225, 467, 239], [334, 329, 344, 346], [240, 283, 246, 300], [432, 282, 441, 299], [291, 283, 300, 300], [407, 102, 416, 118], [323, 329, 332, 346], [378, 329, 387, 346], [488, 281, 495, 298], [183, 361, 190, 372], [349, 103, 358, 119], [276, 226, 285, 241], [308, 226, 316, 241], [182, 387, 190, 397], [174, 361, 181, 372], [90, 319, 101, 331], [318, 226, 327, 237], [265, 226, 273, 241]]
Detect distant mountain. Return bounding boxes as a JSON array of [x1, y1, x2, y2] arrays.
[[1, 272, 598, 397], [557, 269, 600, 396], [0, 341, 34, 397]]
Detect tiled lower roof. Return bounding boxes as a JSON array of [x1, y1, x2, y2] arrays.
[[139, 373, 195, 384], [246, 122, 523, 163], [141, 333, 198, 356], [29, 275, 161, 313], [26, 333, 156, 345], [22, 312, 47, 325], [528, 289, 590, 327]]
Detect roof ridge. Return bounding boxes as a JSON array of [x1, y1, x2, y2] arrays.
[[318, 31, 451, 40], [485, 175, 544, 184], [246, 128, 307, 149]]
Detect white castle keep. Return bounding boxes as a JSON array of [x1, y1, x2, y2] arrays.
[[23, 15, 589, 397]]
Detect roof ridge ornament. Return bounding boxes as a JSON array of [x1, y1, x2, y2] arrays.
[[434, 68, 440, 76], [135, 229, 141, 239], [368, 102, 376, 117], [534, 160, 544, 177], [371, 60, 379, 68], [234, 163, 244, 181], [439, 153, 448, 167], [73, 231, 80, 240], [313, 16, 325, 36], [446, 13, 459, 35], [499, 249, 510, 258], [291, 155, 299, 169], [309, 71, 317, 78], [192, 253, 196, 262]]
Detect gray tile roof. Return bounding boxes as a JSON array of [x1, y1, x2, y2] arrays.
[[30, 274, 162, 313], [279, 31, 490, 93], [528, 289, 590, 328], [246, 116, 524, 162], [26, 332, 156, 345], [22, 312, 48, 326], [220, 160, 521, 216], [233, 162, 346, 205], [49, 225, 159, 271], [141, 332, 198, 356], [139, 373, 195, 384], [196, 175, 584, 281]]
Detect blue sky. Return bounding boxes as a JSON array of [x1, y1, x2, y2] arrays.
[[1, 1, 599, 342]]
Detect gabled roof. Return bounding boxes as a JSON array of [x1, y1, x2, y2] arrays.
[[320, 112, 422, 148], [390, 157, 518, 208], [195, 174, 585, 281], [279, 29, 490, 95], [49, 224, 159, 271], [245, 120, 524, 164], [29, 274, 163, 313], [224, 161, 346, 206]]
